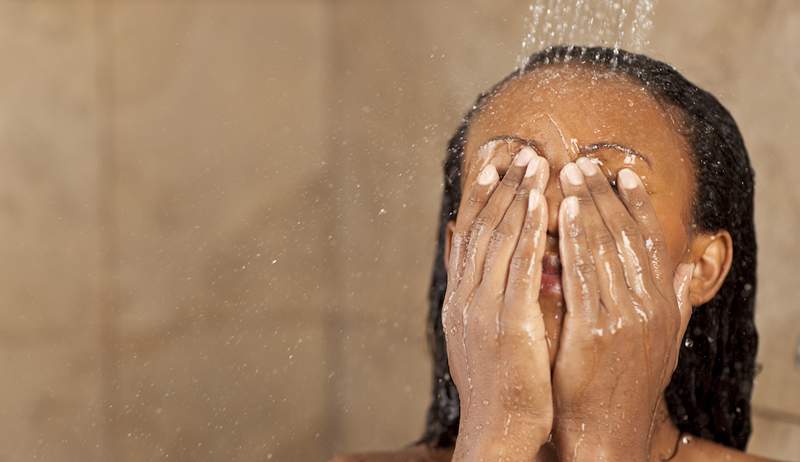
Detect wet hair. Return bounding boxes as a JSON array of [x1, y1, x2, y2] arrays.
[[419, 46, 758, 451]]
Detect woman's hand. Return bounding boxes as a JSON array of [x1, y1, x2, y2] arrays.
[[552, 158, 694, 462], [443, 144, 552, 462]]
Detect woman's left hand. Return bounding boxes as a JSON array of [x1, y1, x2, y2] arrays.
[[551, 157, 695, 462]]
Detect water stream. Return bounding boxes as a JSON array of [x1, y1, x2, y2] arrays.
[[517, 0, 658, 69]]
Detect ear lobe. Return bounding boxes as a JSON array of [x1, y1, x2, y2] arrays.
[[688, 230, 733, 306], [444, 220, 456, 274]]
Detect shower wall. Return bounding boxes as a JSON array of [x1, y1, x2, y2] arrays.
[[0, 1, 797, 461]]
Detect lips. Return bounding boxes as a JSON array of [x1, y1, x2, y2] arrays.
[[540, 236, 562, 297], [542, 252, 561, 275]]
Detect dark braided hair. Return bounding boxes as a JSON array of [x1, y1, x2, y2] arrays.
[[419, 46, 758, 450]]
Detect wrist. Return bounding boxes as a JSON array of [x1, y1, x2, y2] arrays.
[[559, 445, 648, 462], [453, 417, 549, 462], [554, 421, 649, 462], [453, 434, 548, 462]]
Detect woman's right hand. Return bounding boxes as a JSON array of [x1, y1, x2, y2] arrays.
[[442, 142, 552, 461]]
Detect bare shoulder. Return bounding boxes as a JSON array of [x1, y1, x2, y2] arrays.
[[329, 444, 453, 462], [681, 437, 782, 462]]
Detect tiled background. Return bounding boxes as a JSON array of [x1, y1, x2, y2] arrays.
[[0, 1, 798, 461]]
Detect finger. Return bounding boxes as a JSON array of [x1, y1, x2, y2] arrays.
[[448, 162, 500, 287], [558, 196, 601, 324], [617, 168, 672, 292], [504, 156, 550, 302], [453, 140, 504, 236], [462, 146, 536, 290], [444, 164, 500, 385], [453, 139, 526, 241], [479, 151, 539, 294], [498, 165, 553, 395], [575, 157, 655, 298], [500, 190, 548, 346], [559, 162, 626, 312]]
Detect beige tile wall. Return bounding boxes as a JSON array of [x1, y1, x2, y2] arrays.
[[0, 1, 797, 461]]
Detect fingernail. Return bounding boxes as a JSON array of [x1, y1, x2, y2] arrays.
[[564, 196, 579, 218], [478, 140, 500, 160], [563, 163, 583, 186], [576, 157, 598, 176], [618, 168, 639, 190], [477, 164, 499, 185], [524, 155, 543, 178], [514, 146, 536, 166], [528, 189, 541, 210]]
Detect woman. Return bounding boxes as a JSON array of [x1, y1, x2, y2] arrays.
[[333, 46, 774, 461]]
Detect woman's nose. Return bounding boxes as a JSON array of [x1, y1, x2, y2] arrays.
[[544, 159, 567, 236]]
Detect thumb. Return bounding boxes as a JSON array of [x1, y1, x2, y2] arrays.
[[673, 263, 695, 338]]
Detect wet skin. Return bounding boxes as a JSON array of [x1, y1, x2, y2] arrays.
[[332, 65, 773, 462]]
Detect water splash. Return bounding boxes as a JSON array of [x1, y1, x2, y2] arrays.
[[517, 0, 658, 69]]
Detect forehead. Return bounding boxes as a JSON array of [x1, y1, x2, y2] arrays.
[[464, 64, 692, 177]]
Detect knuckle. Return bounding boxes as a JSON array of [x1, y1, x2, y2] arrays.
[[505, 275, 528, 295], [593, 231, 616, 250], [616, 219, 639, 237], [513, 187, 530, 201], [576, 194, 595, 208], [466, 194, 485, 209], [471, 215, 493, 234], [500, 317, 543, 341], [575, 258, 596, 277], [490, 228, 513, 245], [496, 215, 522, 239], [565, 218, 584, 239], [509, 253, 531, 274], [476, 285, 503, 306], [628, 194, 647, 210], [469, 223, 490, 243], [470, 311, 496, 335], [500, 174, 520, 189], [521, 218, 536, 234]]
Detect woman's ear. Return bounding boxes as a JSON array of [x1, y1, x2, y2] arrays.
[[444, 220, 456, 274], [687, 230, 733, 306]]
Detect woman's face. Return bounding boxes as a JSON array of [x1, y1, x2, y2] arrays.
[[449, 64, 697, 365]]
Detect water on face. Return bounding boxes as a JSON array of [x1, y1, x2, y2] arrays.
[[518, 0, 658, 69]]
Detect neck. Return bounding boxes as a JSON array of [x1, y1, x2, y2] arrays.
[[647, 398, 683, 461]]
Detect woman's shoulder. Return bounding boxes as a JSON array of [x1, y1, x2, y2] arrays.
[[330, 438, 783, 462], [681, 437, 780, 462], [329, 444, 453, 462]]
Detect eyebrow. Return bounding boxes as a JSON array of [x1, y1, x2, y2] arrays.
[[579, 142, 652, 167]]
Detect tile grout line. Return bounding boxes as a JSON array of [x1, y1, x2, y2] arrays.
[[93, 0, 119, 459]]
